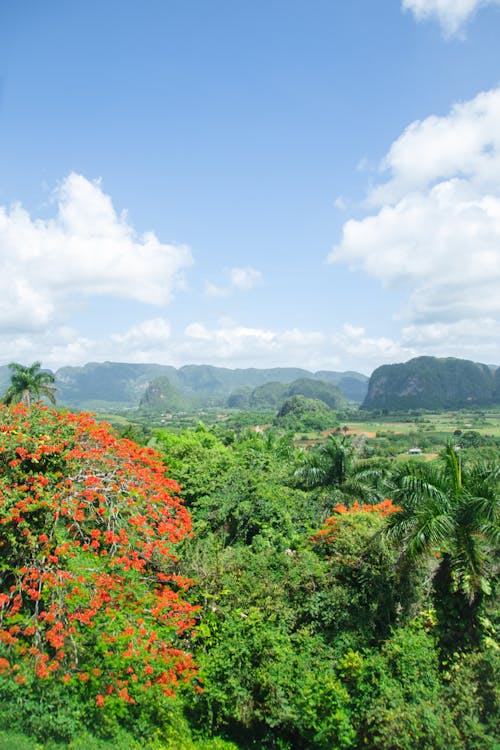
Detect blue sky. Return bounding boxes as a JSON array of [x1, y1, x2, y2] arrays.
[[1, 0, 500, 375]]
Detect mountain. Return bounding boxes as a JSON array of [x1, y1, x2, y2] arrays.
[[48, 362, 368, 410], [314, 371, 368, 402], [248, 382, 289, 409], [139, 376, 193, 413], [56, 362, 178, 408], [362, 356, 497, 411], [494, 367, 500, 403], [243, 377, 344, 411], [285, 378, 344, 409], [0, 366, 11, 394]]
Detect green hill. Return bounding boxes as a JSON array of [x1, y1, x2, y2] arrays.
[[274, 395, 338, 431], [362, 356, 497, 411], [286, 378, 344, 409], [138, 376, 194, 413]]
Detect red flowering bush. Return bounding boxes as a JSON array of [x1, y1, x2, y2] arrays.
[[0, 403, 198, 709], [311, 499, 403, 643], [313, 499, 401, 545]]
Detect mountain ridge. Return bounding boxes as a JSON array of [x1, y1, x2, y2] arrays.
[[14, 361, 369, 409]]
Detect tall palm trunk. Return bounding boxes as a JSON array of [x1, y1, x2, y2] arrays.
[[433, 552, 484, 650]]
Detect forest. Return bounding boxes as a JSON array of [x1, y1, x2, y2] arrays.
[[0, 364, 498, 749]]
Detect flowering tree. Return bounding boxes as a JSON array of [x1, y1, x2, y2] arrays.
[[312, 499, 403, 641], [313, 498, 401, 545], [0, 403, 199, 710]]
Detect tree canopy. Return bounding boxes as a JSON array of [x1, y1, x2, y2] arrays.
[[0, 403, 198, 713], [3, 362, 56, 407]]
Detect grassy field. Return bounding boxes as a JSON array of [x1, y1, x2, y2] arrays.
[[347, 408, 500, 437], [291, 408, 500, 460]]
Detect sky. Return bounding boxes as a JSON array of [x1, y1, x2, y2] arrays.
[[1, 0, 500, 375]]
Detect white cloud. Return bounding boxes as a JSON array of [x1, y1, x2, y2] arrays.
[[0, 314, 421, 375], [205, 266, 262, 298], [0, 173, 193, 333], [0, 326, 96, 370], [329, 88, 500, 360], [402, 0, 500, 36], [184, 321, 278, 359], [370, 89, 500, 205], [110, 317, 171, 347], [331, 324, 412, 364], [0, 318, 174, 370], [204, 281, 231, 298], [401, 317, 500, 346], [182, 321, 323, 365], [229, 267, 262, 290], [178, 320, 405, 372]]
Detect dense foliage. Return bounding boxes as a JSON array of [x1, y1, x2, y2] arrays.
[[0, 404, 199, 743], [274, 395, 338, 432], [156, 427, 499, 749], [0, 401, 498, 748]]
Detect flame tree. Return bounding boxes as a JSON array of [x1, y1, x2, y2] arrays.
[[0, 403, 198, 716]]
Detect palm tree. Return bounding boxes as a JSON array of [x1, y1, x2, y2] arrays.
[[3, 361, 56, 407], [294, 434, 386, 505], [385, 444, 499, 647]]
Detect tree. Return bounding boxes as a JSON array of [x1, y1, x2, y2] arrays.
[[274, 395, 338, 432], [0, 403, 198, 719], [2, 361, 56, 407], [384, 445, 499, 648], [294, 434, 385, 505]]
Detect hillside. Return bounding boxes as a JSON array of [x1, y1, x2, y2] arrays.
[[52, 362, 368, 409], [4, 358, 500, 413], [241, 377, 345, 412], [362, 356, 498, 411], [139, 376, 194, 413]]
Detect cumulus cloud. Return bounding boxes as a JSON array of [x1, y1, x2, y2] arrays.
[[0, 173, 193, 333], [204, 282, 231, 299], [110, 317, 171, 348], [0, 326, 96, 370], [205, 266, 262, 298], [177, 320, 407, 372], [0, 317, 173, 370], [182, 321, 324, 365], [370, 89, 500, 204], [331, 324, 412, 364], [0, 312, 418, 374], [402, 0, 500, 36], [329, 88, 500, 358], [229, 267, 262, 289]]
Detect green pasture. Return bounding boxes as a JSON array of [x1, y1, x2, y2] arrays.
[[348, 408, 500, 437]]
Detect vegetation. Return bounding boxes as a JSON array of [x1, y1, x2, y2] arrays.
[[0, 404, 199, 745], [363, 356, 496, 411], [162, 428, 498, 749], [274, 395, 338, 432], [139, 376, 194, 413], [2, 362, 56, 407], [386, 445, 499, 650], [293, 434, 386, 506], [0, 362, 498, 748]]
